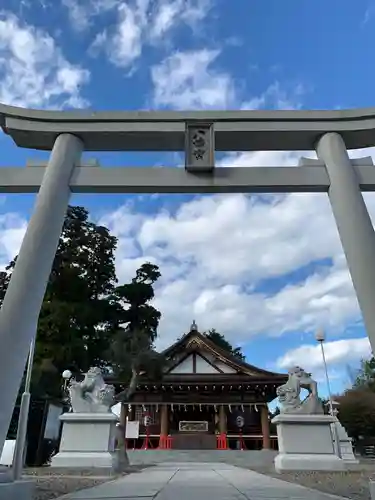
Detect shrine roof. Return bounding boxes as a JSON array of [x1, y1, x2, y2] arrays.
[[159, 326, 286, 380]]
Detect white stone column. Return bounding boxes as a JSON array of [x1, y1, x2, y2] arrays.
[[316, 133, 375, 355], [0, 134, 83, 455]]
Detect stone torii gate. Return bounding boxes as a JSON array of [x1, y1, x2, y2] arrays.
[[1, 104, 375, 457]]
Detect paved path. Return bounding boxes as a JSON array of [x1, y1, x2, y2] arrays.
[[59, 463, 346, 500]]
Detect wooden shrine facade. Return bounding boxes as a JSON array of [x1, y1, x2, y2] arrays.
[[118, 324, 287, 450]]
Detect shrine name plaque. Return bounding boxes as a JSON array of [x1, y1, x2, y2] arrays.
[[179, 421, 208, 432]]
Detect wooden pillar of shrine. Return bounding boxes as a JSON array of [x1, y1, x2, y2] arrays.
[[219, 404, 227, 434], [120, 403, 128, 426], [128, 404, 135, 421], [260, 404, 271, 449], [158, 404, 169, 448], [116, 403, 128, 451]]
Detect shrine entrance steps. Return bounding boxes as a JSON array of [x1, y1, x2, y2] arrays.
[[171, 433, 217, 450], [127, 449, 277, 469]]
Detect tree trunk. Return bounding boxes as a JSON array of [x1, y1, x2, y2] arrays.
[[113, 369, 138, 473], [114, 402, 129, 472]]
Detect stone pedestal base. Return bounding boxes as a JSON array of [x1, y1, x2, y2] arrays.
[[0, 467, 12, 482], [51, 451, 115, 468], [332, 422, 359, 464], [369, 480, 375, 500], [0, 479, 34, 500], [51, 412, 118, 469], [274, 453, 343, 472], [272, 414, 345, 472]]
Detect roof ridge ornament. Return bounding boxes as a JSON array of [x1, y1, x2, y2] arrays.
[[190, 320, 198, 332]]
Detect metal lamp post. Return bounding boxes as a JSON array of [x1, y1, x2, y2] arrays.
[[62, 370, 72, 409], [12, 337, 36, 480], [315, 328, 342, 458]]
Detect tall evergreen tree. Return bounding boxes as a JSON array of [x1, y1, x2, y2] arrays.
[[108, 262, 163, 395], [353, 357, 375, 391], [204, 328, 246, 361], [105, 263, 163, 471], [2, 208, 165, 466], [0, 206, 119, 397]]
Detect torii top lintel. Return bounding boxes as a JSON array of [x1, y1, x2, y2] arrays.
[[1, 103, 375, 152]]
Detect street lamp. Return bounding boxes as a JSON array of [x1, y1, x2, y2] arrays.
[[315, 328, 342, 458], [325, 399, 340, 418], [12, 336, 36, 480], [62, 370, 72, 385], [62, 370, 72, 407]]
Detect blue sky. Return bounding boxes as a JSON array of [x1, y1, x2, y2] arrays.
[[0, 0, 374, 400]]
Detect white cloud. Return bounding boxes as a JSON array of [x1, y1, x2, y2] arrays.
[[0, 12, 90, 108], [241, 81, 308, 111], [151, 48, 236, 109], [91, 0, 146, 69], [362, 5, 374, 26], [91, 0, 212, 69], [150, 53, 311, 111], [62, 0, 120, 32], [0, 212, 27, 269], [276, 337, 371, 373], [149, 0, 211, 39]]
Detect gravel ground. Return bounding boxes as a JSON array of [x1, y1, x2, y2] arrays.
[[249, 461, 375, 500], [31, 476, 112, 500], [21, 465, 150, 500]]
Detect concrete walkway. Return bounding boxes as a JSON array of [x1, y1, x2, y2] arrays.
[[59, 463, 346, 500]]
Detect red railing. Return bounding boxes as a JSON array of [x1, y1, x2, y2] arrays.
[[123, 434, 278, 451], [158, 434, 173, 449], [216, 433, 228, 450]]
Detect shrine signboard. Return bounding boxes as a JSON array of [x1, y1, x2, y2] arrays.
[[179, 421, 209, 432]]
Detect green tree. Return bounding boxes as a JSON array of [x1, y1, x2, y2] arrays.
[[204, 329, 246, 361], [108, 262, 163, 394], [353, 357, 375, 391], [105, 263, 164, 470], [1, 206, 119, 398], [336, 388, 375, 439], [109, 263, 162, 346]]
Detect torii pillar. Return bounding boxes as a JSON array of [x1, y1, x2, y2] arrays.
[[315, 132, 375, 355], [0, 134, 83, 457]]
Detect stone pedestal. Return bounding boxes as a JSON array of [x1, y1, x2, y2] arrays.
[[332, 421, 359, 464], [369, 480, 375, 500], [272, 414, 345, 472], [51, 412, 118, 469]]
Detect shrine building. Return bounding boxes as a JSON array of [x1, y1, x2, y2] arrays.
[[121, 322, 287, 451]]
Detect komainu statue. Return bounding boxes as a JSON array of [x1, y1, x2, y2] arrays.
[[276, 366, 323, 415], [68, 367, 115, 413]]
